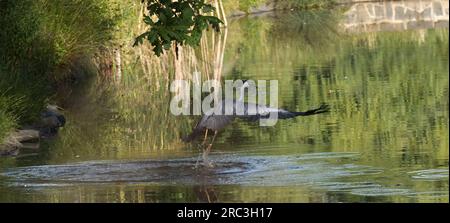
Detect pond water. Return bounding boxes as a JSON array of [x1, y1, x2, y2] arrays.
[[0, 2, 448, 203]]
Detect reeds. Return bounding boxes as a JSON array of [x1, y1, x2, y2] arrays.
[[0, 0, 127, 142]]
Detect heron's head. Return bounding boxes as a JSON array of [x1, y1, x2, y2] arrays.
[[242, 79, 253, 89]]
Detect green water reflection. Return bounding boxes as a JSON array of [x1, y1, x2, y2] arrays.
[[0, 8, 448, 203]]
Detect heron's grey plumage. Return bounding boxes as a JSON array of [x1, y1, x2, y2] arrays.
[[184, 81, 330, 167], [183, 98, 330, 142]]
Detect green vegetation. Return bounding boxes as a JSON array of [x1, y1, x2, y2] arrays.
[[0, 0, 127, 142], [0, 95, 19, 141], [23, 9, 448, 169], [0, 1, 448, 203], [134, 0, 223, 56], [0, 0, 333, 144]]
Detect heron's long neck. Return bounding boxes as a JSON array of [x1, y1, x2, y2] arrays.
[[238, 86, 246, 102]]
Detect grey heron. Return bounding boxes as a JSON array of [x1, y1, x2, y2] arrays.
[[183, 80, 330, 166]]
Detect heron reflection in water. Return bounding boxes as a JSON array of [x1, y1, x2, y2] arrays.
[[184, 80, 330, 167]]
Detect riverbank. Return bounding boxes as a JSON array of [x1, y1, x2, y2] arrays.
[[1, 0, 436, 153], [0, 0, 137, 153], [0, 2, 447, 202], [0, 0, 338, 154]]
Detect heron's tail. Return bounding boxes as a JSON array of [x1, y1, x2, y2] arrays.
[[294, 104, 330, 117]]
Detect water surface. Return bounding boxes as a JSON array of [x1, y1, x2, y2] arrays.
[[0, 2, 448, 203]]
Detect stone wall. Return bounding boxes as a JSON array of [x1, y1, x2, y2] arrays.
[[342, 0, 449, 32]]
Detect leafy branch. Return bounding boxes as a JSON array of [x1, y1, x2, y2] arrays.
[[134, 0, 223, 57]]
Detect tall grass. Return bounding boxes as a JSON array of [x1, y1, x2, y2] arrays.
[[0, 94, 21, 141], [0, 0, 334, 145], [0, 0, 126, 143], [0, 0, 227, 144]]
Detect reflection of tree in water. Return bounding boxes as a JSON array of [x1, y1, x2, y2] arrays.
[[193, 184, 219, 203], [269, 9, 341, 53], [221, 11, 448, 176]]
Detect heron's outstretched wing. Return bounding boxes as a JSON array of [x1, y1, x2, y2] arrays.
[[238, 103, 330, 121], [183, 102, 329, 142]]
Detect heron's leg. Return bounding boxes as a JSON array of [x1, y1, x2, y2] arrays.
[[209, 130, 218, 146], [194, 130, 210, 169], [201, 129, 209, 146], [194, 152, 202, 169], [203, 130, 218, 167]]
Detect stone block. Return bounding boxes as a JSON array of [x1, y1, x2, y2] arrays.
[[379, 22, 405, 32], [407, 20, 434, 29], [395, 6, 407, 20], [433, 2, 443, 16]]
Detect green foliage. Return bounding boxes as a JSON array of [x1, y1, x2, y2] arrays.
[[0, 0, 124, 142], [0, 92, 23, 142], [0, 1, 54, 124], [134, 0, 223, 56]]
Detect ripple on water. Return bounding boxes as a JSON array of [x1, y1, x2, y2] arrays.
[[408, 169, 449, 181], [0, 153, 376, 188], [1, 153, 364, 186], [1, 157, 252, 186], [350, 188, 413, 197], [1, 153, 442, 199], [406, 191, 449, 199], [295, 152, 360, 160], [312, 181, 383, 192]]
